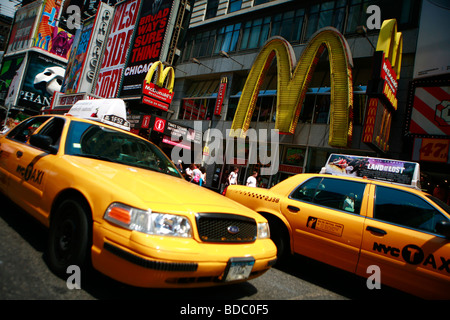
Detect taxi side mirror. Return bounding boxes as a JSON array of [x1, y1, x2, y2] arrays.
[[436, 220, 450, 239], [30, 134, 57, 154]]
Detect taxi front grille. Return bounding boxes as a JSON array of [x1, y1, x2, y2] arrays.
[[196, 213, 257, 243]]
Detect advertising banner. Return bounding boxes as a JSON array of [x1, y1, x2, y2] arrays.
[[62, 19, 94, 93], [119, 0, 174, 97], [6, 1, 42, 54], [33, 0, 74, 59], [413, 0, 450, 79], [18, 52, 66, 112], [412, 137, 450, 164], [406, 78, 450, 137], [94, 0, 141, 98], [0, 55, 26, 108], [61, 2, 114, 94], [324, 154, 420, 188]]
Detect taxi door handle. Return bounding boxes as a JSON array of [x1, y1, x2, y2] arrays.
[[16, 151, 23, 158], [366, 226, 387, 235], [287, 205, 300, 213]]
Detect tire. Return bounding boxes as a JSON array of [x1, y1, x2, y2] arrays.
[[269, 219, 291, 266], [47, 197, 91, 277]]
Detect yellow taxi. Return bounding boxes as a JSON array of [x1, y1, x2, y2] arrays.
[[0, 99, 276, 288], [225, 154, 450, 299]]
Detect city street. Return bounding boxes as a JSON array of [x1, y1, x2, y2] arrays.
[[0, 193, 415, 302]]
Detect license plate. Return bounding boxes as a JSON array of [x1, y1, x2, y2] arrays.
[[223, 257, 255, 282]]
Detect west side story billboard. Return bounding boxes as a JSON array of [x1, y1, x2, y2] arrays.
[[94, 0, 142, 98]]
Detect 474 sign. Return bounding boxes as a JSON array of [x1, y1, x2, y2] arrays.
[[419, 138, 450, 163]]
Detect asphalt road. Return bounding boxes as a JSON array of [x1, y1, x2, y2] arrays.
[[0, 192, 417, 303]]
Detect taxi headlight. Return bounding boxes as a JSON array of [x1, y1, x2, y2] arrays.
[[257, 222, 270, 239], [104, 203, 192, 238]]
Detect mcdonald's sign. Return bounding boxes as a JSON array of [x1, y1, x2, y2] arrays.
[[363, 19, 403, 153], [142, 61, 175, 111], [230, 27, 354, 147]]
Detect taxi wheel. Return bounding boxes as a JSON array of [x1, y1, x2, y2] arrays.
[[269, 220, 290, 265], [47, 197, 91, 277]]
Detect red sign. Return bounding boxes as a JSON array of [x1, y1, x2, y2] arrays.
[[279, 164, 303, 174], [142, 95, 169, 111], [153, 117, 166, 132], [214, 79, 227, 115], [380, 54, 398, 110], [143, 81, 174, 104]]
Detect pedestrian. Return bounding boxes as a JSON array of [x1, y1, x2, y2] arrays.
[[191, 164, 202, 185], [246, 171, 258, 187], [199, 166, 206, 187], [227, 167, 239, 186], [185, 164, 194, 181]]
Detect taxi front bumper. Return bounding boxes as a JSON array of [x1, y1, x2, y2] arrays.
[[91, 222, 277, 288]]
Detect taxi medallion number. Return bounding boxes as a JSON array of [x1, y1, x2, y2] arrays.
[[223, 257, 255, 282]]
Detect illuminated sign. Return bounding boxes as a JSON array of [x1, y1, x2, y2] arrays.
[[231, 28, 353, 147], [412, 137, 450, 164], [120, 0, 174, 97], [362, 19, 403, 153], [406, 78, 450, 137], [142, 61, 175, 111]]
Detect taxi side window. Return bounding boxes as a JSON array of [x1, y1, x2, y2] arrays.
[[7, 117, 51, 143], [38, 118, 65, 149], [291, 177, 366, 214], [374, 186, 448, 235]]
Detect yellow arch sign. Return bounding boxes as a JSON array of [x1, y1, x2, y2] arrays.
[[144, 61, 175, 93], [376, 19, 402, 78], [231, 28, 354, 147]]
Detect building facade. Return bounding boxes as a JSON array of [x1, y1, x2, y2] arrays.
[[167, 0, 450, 193]]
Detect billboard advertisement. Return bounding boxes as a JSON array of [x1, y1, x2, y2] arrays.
[[94, 0, 141, 98], [61, 19, 94, 93], [406, 78, 450, 137], [6, 1, 42, 54], [413, 0, 450, 79], [119, 0, 174, 97], [33, 0, 74, 59], [324, 154, 420, 188], [18, 52, 66, 112], [0, 55, 26, 108], [62, 2, 114, 94]]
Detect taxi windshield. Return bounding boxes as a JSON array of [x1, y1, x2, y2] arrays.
[[65, 120, 182, 178]]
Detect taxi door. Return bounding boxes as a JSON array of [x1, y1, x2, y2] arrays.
[[281, 176, 369, 273], [357, 184, 450, 299], [5, 117, 58, 220]]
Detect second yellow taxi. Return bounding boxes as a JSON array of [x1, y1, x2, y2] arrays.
[[225, 154, 450, 299]]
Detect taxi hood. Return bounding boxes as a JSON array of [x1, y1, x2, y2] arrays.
[[69, 157, 261, 218]]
